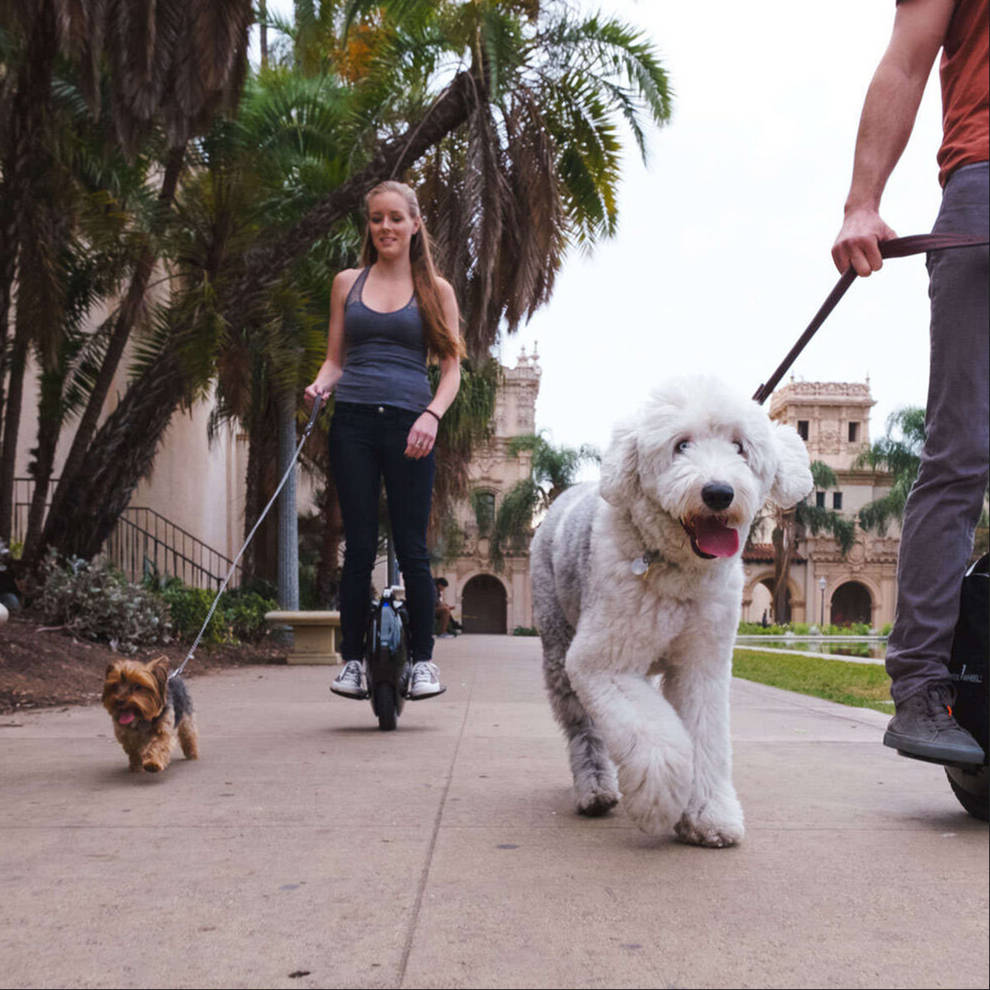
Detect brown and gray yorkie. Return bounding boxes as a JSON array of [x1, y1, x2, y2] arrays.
[[101, 656, 199, 772]]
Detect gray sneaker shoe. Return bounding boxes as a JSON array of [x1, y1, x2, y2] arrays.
[[330, 660, 367, 699], [883, 681, 985, 766], [408, 661, 445, 699]]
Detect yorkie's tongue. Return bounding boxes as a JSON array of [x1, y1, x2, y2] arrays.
[[693, 517, 739, 557], [118, 711, 136, 726]]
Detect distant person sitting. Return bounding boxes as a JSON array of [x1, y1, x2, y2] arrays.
[[435, 577, 456, 638]]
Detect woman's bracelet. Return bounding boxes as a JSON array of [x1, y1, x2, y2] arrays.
[[423, 408, 442, 424]]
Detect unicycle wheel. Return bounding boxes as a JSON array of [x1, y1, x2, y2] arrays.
[[374, 681, 398, 731], [945, 765, 989, 821]]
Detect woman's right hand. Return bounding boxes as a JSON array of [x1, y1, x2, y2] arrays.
[[304, 381, 331, 408]]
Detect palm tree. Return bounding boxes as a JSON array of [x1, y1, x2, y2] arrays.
[[855, 404, 988, 566], [41, 0, 673, 562], [1, 0, 253, 547], [770, 460, 856, 623], [854, 406, 925, 536], [485, 432, 599, 569]]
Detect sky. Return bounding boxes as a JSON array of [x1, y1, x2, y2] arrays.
[[261, 1, 946, 471]]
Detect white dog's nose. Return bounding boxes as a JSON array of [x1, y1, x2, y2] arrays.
[[701, 483, 734, 511]]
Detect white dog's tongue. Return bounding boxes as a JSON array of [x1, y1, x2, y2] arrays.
[[694, 518, 739, 557]]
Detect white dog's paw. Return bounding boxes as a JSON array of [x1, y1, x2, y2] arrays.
[[674, 798, 744, 848], [574, 769, 620, 817], [617, 749, 692, 836]]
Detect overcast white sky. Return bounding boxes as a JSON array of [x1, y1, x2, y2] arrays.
[[264, 1, 945, 468]]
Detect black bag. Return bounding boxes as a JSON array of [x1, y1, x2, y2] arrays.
[[947, 553, 989, 757]]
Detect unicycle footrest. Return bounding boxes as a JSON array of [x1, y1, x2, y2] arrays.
[[405, 685, 447, 701]]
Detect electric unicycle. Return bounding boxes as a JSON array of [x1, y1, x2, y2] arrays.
[[944, 553, 989, 820], [365, 586, 412, 731]]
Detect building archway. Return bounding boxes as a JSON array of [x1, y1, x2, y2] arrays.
[[830, 581, 872, 626], [745, 574, 800, 624], [461, 573, 507, 634], [748, 581, 773, 624]]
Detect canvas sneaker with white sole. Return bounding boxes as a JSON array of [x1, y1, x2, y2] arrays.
[[408, 661, 445, 699], [330, 660, 367, 699]]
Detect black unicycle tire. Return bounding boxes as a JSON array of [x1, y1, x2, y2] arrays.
[[374, 681, 398, 731], [945, 765, 989, 821]]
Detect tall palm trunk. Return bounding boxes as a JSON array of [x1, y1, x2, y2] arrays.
[[243, 403, 278, 584], [0, 0, 58, 541], [43, 72, 478, 563], [0, 314, 30, 541], [771, 510, 795, 624], [316, 480, 342, 608], [21, 365, 63, 558]]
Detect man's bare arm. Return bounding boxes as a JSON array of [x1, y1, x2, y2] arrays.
[[832, 0, 955, 276]]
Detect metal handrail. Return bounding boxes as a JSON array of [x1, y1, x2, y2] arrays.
[[12, 477, 246, 591]]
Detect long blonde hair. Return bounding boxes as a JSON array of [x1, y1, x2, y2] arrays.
[[360, 180, 465, 361]]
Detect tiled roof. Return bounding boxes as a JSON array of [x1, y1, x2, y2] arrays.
[[742, 543, 804, 564]]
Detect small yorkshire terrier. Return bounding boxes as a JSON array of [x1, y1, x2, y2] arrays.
[[101, 656, 199, 772]]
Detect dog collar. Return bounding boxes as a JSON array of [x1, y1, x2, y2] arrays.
[[631, 550, 663, 576]]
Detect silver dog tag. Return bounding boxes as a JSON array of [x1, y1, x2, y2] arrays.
[[630, 556, 650, 576]]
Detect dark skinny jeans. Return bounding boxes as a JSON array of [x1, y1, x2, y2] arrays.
[[329, 402, 436, 664]]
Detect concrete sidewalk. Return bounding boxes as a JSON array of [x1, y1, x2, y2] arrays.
[[0, 635, 986, 990]]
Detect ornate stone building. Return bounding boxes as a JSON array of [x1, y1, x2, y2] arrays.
[[742, 379, 899, 628], [434, 349, 542, 634]]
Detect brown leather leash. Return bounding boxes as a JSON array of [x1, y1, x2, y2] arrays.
[[752, 233, 990, 406]]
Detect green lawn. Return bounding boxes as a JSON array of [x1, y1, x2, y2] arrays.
[[732, 648, 894, 713]]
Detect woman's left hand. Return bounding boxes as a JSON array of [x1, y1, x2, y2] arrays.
[[405, 412, 438, 459]]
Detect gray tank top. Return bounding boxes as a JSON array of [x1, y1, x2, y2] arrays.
[[333, 267, 432, 412]]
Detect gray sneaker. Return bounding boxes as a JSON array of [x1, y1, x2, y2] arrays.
[[883, 681, 985, 766], [330, 660, 367, 699], [408, 661, 444, 699]]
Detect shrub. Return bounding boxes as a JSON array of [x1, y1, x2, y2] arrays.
[[512, 625, 539, 636], [159, 584, 277, 645], [223, 588, 278, 642], [37, 552, 172, 653], [160, 584, 227, 645], [737, 621, 790, 635]]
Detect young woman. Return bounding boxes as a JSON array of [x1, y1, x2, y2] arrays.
[[304, 181, 464, 699]]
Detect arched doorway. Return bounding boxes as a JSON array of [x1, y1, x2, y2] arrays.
[[461, 574, 507, 634], [830, 581, 872, 626], [761, 577, 792, 624]]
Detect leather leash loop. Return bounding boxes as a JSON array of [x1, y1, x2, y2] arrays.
[[753, 232, 989, 406]]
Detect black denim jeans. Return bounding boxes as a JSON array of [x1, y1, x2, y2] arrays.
[[329, 402, 436, 663]]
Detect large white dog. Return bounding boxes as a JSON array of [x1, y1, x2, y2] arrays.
[[530, 377, 812, 847]]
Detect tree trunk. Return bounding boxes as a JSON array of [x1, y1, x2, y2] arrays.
[[21, 365, 63, 559], [0, 0, 58, 542], [43, 145, 187, 552], [243, 392, 279, 585], [259, 1, 269, 69], [0, 315, 31, 542], [316, 479, 342, 608], [42, 71, 478, 563], [771, 510, 795, 624], [276, 388, 299, 610]]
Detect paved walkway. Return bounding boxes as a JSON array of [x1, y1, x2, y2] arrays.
[[1, 636, 986, 990]]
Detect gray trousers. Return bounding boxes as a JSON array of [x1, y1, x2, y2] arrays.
[[886, 161, 989, 704]]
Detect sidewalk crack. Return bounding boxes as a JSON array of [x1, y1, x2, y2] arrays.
[[396, 683, 472, 988]]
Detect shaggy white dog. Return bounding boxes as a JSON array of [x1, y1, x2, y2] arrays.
[[530, 377, 812, 847]]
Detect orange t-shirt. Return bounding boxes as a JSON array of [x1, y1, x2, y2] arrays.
[[938, 0, 989, 186]]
